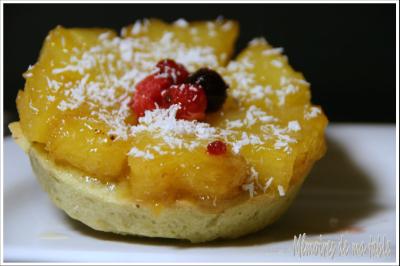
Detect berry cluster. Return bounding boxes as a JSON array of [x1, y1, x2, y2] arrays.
[[129, 59, 228, 121]]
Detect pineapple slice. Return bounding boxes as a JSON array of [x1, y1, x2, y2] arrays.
[[223, 38, 311, 111], [128, 139, 248, 203], [124, 105, 249, 202], [121, 18, 238, 69], [206, 38, 328, 195], [47, 116, 130, 182], [17, 27, 117, 143]]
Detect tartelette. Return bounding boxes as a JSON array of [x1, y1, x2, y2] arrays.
[[10, 18, 327, 242]]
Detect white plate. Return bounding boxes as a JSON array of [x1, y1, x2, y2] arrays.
[[3, 124, 397, 263]]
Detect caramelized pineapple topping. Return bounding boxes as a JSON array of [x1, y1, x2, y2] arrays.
[[16, 19, 327, 207]]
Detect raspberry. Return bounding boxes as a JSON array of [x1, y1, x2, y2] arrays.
[[162, 84, 207, 121], [130, 59, 210, 120], [130, 74, 171, 117], [185, 68, 228, 112], [207, 140, 227, 155], [156, 59, 189, 84]]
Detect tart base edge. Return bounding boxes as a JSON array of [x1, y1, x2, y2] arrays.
[[11, 122, 310, 243]]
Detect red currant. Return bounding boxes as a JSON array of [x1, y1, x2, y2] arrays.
[[207, 140, 227, 155]]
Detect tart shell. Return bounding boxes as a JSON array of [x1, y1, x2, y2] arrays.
[[10, 122, 312, 243]]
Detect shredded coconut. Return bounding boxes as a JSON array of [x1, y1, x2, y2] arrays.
[[262, 47, 284, 56], [174, 18, 189, 28], [130, 105, 227, 151], [248, 37, 268, 46], [277, 185, 286, 197], [128, 147, 154, 160], [305, 106, 321, 120], [271, 59, 283, 68], [263, 177, 274, 192], [29, 101, 39, 114], [275, 84, 299, 106], [288, 120, 301, 132]]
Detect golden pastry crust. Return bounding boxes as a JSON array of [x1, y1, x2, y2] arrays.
[[10, 122, 316, 243]]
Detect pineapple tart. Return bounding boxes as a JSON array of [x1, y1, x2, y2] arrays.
[[10, 18, 327, 243]]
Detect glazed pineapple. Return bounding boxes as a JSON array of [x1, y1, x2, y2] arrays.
[[11, 18, 327, 242], [17, 19, 239, 185], [214, 39, 327, 194]]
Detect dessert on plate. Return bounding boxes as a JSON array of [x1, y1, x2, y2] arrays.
[[10, 18, 327, 243]]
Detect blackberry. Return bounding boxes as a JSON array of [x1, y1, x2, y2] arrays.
[[185, 68, 228, 112]]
